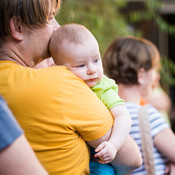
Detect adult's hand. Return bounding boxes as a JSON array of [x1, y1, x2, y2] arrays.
[[165, 162, 175, 175]]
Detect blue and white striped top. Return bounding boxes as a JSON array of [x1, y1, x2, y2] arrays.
[[126, 102, 169, 175]]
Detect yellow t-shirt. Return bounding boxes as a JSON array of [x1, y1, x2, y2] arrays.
[[0, 61, 113, 175]]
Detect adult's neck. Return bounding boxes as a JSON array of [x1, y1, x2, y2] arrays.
[[0, 39, 33, 67], [118, 84, 141, 104]]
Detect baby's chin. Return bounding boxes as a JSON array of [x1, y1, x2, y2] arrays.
[[86, 80, 100, 88]]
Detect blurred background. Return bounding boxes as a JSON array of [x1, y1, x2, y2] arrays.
[[56, 0, 175, 131]]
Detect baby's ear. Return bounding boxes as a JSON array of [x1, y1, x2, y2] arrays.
[[9, 16, 24, 41]]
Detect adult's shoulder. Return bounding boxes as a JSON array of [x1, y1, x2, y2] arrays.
[[40, 65, 87, 88]]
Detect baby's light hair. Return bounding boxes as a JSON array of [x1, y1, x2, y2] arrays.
[[49, 23, 95, 64]]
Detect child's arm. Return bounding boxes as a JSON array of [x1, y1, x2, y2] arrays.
[[94, 104, 132, 164]]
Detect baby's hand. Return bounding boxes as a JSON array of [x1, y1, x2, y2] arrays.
[[94, 141, 118, 164]]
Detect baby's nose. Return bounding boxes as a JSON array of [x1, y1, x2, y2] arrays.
[[87, 66, 96, 75]]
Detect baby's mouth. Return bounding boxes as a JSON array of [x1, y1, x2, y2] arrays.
[[88, 78, 97, 81]]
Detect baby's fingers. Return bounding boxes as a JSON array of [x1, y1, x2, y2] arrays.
[[95, 142, 106, 152], [94, 147, 107, 158], [98, 155, 112, 164], [98, 159, 111, 164]]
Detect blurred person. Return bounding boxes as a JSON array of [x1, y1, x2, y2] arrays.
[[104, 36, 175, 175]]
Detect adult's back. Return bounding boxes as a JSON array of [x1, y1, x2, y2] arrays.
[[0, 62, 114, 174], [127, 103, 169, 174]]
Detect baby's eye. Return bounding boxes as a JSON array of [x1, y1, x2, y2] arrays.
[[94, 59, 99, 63], [76, 64, 85, 68]]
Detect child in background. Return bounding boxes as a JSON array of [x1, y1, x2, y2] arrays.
[[49, 23, 132, 174]]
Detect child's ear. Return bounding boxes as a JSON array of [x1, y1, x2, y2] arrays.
[[138, 68, 145, 85], [9, 16, 24, 41]]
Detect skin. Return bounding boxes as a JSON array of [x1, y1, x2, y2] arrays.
[[51, 27, 132, 164], [118, 67, 175, 174], [0, 135, 48, 175]]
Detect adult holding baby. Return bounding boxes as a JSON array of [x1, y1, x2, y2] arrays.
[[0, 0, 141, 174], [104, 36, 175, 175]]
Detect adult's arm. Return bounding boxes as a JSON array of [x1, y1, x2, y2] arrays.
[[154, 128, 175, 163], [87, 130, 142, 174], [0, 134, 48, 175]]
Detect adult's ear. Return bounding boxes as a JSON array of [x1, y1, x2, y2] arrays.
[[138, 68, 145, 85], [9, 16, 24, 41]]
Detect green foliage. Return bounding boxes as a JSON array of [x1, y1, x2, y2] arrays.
[[155, 16, 175, 34], [129, 0, 175, 35], [56, 0, 132, 55], [160, 57, 175, 89], [130, 11, 153, 22]]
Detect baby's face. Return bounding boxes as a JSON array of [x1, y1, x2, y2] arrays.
[[58, 36, 103, 87]]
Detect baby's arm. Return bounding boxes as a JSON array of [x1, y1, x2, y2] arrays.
[[94, 104, 132, 164]]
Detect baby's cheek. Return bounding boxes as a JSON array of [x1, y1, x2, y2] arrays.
[[72, 70, 85, 81]]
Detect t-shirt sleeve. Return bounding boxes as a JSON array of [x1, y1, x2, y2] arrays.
[[148, 105, 169, 138], [91, 75, 125, 109], [0, 97, 23, 150]]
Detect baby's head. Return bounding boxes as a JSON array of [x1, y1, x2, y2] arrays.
[[49, 23, 103, 87]]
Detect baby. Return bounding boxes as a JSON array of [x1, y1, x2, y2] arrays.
[[49, 23, 132, 173]]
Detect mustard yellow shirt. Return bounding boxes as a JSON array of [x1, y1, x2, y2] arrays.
[[0, 61, 113, 175]]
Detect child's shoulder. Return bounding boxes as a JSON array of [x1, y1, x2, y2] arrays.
[[100, 75, 116, 86]]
